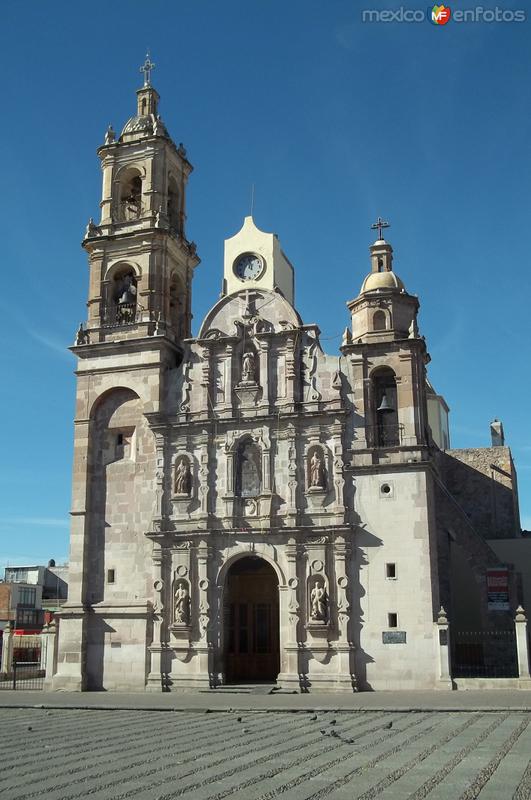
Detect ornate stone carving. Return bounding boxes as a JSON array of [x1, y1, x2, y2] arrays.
[[309, 449, 326, 489], [104, 124, 115, 144], [75, 323, 90, 345], [309, 576, 328, 623], [180, 360, 192, 412], [241, 350, 256, 384], [174, 457, 192, 496], [173, 579, 190, 625]]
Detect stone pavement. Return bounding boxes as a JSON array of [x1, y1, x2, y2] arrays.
[[0, 697, 531, 799], [2, 687, 531, 712]]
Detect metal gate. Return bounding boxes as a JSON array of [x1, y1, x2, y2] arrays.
[[451, 629, 518, 678], [0, 636, 44, 690]]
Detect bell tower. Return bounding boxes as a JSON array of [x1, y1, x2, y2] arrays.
[[342, 220, 430, 461], [80, 54, 199, 356]]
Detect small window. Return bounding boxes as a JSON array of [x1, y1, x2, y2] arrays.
[[107, 569, 115, 584], [378, 258, 384, 272], [386, 563, 396, 579], [116, 433, 124, 446], [388, 612, 398, 628]]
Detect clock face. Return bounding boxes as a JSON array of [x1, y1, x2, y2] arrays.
[[234, 253, 264, 281]]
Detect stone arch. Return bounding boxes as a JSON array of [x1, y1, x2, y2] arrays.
[[216, 548, 287, 589], [372, 309, 388, 331], [369, 366, 399, 447], [167, 173, 181, 234], [114, 165, 145, 221], [220, 554, 281, 683], [103, 262, 141, 326]]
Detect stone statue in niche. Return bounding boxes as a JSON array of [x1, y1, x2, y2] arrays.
[[241, 350, 256, 383], [236, 440, 261, 498], [309, 450, 326, 489], [174, 580, 190, 625], [174, 458, 192, 495], [310, 579, 328, 622]]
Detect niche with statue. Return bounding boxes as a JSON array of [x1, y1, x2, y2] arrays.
[[307, 573, 329, 629]]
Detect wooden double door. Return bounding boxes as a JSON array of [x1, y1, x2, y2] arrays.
[[224, 557, 280, 683]]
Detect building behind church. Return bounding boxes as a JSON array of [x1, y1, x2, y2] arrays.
[[51, 63, 528, 692]]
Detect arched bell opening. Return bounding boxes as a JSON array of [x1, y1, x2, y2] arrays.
[[117, 169, 143, 221], [370, 366, 399, 447], [223, 556, 280, 684], [110, 267, 138, 326], [168, 175, 181, 235]]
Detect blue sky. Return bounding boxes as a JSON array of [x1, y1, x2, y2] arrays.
[[0, 0, 530, 568]]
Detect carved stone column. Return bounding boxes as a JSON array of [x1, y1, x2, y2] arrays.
[[199, 344, 212, 418], [277, 539, 301, 690], [194, 540, 213, 687], [223, 343, 234, 413], [285, 333, 296, 410], [285, 428, 298, 526], [258, 339, 270, 409], [333, 536, 355, 691], [331, 427, 346, 522], [146, 543, 168, 691]]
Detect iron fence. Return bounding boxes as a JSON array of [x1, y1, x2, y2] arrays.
[[0, 636, 44, 690], [451, 629, 518, 678]]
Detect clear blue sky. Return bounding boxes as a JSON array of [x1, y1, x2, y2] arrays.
[[1, 0, 530, 568]]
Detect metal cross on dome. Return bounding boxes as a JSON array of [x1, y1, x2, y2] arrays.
[[371, 216, 390, 240], [140, 52, 155, 86]]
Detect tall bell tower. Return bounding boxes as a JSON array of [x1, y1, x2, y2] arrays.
[[80, 54, 199, 359], [53, 58, 199, 691]]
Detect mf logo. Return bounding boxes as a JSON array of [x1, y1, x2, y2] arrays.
[[430, 4, 451, 24]]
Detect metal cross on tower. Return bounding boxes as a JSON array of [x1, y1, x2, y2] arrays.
[[371, 216, 390, 240], [140, 52, 156, 86]]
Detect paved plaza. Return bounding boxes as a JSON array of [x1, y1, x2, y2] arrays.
[[0, 700, 530, 799]]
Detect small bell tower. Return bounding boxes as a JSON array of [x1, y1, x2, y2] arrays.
[[342, 219, 430, 460], [79, 54, 199, 357]]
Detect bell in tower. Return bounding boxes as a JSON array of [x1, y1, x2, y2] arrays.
[[80, 54, 199, 354]]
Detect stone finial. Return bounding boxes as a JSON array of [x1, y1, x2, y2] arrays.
[[104, 124, 115, 145], [408, 319, 419, 339], [515, 605, 527, 623], [341, 327, 352, 347], [490, 418, 505, 447], [437, 605, 448, 625]]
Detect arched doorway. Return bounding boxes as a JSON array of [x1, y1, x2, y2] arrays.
[[223, 557, 280, 683]]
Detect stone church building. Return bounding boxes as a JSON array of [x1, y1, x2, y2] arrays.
[[52, 64, 524, 692]]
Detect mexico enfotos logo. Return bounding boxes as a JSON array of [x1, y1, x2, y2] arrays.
[[361, 5, 526, 23]]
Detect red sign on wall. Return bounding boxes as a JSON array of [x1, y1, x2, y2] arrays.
[[486, 568, 510, 611]]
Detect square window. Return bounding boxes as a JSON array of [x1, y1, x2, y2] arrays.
[[388, 612, 398, 628], [386, 563, 396, 579], [107, 569, 115, 584]]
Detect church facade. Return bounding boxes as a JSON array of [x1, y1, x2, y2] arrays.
[[52, 65, 523, 692]]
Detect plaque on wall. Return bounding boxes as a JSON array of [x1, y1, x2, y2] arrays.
[[382, 631, 407, 644]]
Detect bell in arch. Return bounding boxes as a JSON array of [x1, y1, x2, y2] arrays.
[[377, 393, 394, 413]]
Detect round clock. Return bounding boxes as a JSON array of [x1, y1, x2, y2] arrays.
[[233, 253, 265, 281]]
